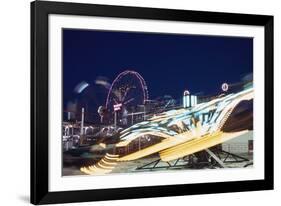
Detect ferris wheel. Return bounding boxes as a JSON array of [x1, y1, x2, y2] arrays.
[[105, 70, 148, 124]]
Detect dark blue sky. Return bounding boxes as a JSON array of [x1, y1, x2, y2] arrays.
[[63, 29, 252, 107]]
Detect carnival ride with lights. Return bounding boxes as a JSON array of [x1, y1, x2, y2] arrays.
[[80, 86, 254, 175]]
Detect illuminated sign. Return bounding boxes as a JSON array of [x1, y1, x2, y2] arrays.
[[113, 103, 122, 111], [221, 83, 229, 92]]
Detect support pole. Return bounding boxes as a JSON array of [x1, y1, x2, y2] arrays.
[[143, 105, 146, 121], [79, 107, 85, 146], [80, 107, 84, 135], [205, 149, 226, 168], [114, 111, 117, 128]]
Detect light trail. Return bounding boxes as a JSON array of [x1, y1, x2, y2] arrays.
[[80, 153, 120, 175]]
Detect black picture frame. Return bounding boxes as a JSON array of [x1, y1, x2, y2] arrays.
[[31, 0, 274, 205]]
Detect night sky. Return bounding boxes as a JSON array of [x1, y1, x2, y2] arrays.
[[63, 29, 253, 120]]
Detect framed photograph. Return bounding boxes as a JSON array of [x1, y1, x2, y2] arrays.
[[31, 0, 274, 204]]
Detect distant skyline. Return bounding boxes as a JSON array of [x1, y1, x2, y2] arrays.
[[63, 29, 253, 120]]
